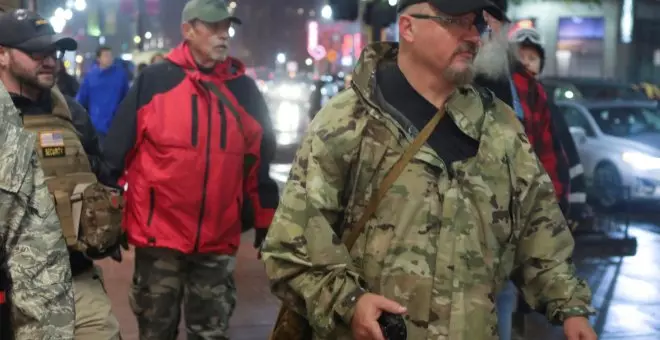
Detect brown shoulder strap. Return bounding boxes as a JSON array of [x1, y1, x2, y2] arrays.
[[344, 109, 445, 250]]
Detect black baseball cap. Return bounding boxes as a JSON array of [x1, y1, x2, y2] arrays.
[[397, 0, 508, 22], [0, 9, 77, 53]]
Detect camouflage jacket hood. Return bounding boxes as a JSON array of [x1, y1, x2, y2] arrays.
[[262, 42, 594, 340], [350, 42, 491, 144]]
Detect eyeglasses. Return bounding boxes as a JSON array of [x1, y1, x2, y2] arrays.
[[409, 13, 488, 34], [18, 49, 59, 62]]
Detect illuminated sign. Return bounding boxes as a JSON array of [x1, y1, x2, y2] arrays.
[[307, 21, 327, 61], [620, 0, 633, 43], [353, 33, 362, 56]]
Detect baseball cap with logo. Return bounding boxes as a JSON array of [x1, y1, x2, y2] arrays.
[[397, 0, 508, 22], [0, 9, 77, 53], [182, 0, 242, 25]]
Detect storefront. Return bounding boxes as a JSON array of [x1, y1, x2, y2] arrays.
[[509, 0, 660, 83], [629, 0, 660, 83]]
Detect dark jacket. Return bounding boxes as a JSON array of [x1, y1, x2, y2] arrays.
[[103, 42, 279, 255], [10, 92, 109, 276], [57, 71, 79, 98]]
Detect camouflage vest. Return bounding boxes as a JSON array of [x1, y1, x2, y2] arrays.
[[22, 89, 123, 254]]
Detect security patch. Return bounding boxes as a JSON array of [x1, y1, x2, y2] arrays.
[[39, 131, 66, 158]]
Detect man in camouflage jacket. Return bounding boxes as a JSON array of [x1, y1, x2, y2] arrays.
[[262, 1, 597, 339], [0, 81, 75, 338]]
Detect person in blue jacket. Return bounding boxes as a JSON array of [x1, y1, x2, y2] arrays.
[[76, 46, 129, 142]]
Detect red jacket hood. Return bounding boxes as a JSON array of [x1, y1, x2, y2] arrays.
[[166, 42, 245, 81]]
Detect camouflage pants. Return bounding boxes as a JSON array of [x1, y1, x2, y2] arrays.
[[129, 247, 237, 340]]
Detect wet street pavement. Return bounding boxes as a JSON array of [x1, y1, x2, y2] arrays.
[[99, 162, 660, 340]]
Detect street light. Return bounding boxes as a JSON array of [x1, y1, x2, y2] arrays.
[[145, 31, 152, 39], [321, 5, 332, 20], [305, 58, 313, 66], [228, 27, 235, 37], [74, 0, 86, 11], [388, 0, 397, 6], [49, 16, 66, 33], [276, 53, 286, 64], [62, 9, 73, 20]]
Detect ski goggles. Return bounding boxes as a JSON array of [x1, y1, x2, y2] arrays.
[[509, 28, 543, 45]]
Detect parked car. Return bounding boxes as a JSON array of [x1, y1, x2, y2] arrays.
[[542, 77, 647, 102], [555, 100, 660, 208]]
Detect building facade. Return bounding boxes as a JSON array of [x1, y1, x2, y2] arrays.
[[508, 0, 660, 84]]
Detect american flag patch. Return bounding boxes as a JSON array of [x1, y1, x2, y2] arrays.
[[39, 131, 65, 148]]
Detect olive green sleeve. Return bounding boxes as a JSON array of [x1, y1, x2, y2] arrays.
[[511, 131, 596, 324], [261, 109, 367, 336]]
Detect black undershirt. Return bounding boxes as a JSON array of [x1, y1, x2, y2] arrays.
[[375, 63, 479, 169]]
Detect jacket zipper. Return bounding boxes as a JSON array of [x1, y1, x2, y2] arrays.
[[193, 88, 213, 252], [218, 101, 227, 149], [147, 187, 155, 226], [191, 94, 199, 146]]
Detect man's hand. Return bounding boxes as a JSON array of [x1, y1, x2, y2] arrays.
[[351, 293, 406, 340], [564, 316, 597, 340]]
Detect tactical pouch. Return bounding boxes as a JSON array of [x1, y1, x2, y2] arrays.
[[76, 183, 124, 255]]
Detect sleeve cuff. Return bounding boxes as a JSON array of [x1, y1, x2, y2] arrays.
[[334, 286, 367, 326], [255, 208, 275, 228], [551, 305, 597, 324]]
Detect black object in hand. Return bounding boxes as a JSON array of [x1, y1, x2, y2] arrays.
[[254, 228, 268, 249], [378, 311, 407, 340]]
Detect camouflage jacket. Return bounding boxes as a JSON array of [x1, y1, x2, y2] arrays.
[[261, 42, 594, 340], [0, 83, 75, 339]]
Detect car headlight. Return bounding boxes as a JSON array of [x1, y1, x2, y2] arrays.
[[274, 101, 301, 132], [277, 84, 303, 100], [622, 151, 660, 170]]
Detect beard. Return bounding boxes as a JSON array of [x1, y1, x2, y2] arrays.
[[442, 42, 478, 86], [473, 25, 514, 81], [443, 63, 475, 86], [9, 55, 55, 91]]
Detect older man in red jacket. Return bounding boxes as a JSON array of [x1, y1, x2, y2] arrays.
[[102, 0, 279, 339]]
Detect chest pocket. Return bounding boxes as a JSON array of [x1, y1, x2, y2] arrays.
[[22, 115, 91, 178], [201, 81, 246, 154], [148, 82, 245, 154], [454, 137, 516, 248]]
